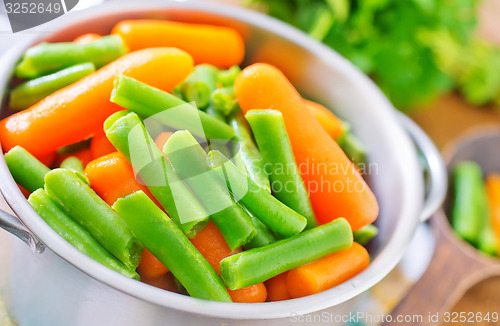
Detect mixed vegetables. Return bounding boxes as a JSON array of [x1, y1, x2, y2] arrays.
[[451, 162, 500, 257], [1, 19, 380, 303]]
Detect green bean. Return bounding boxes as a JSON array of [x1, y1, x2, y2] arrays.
[[104, 111, 209, 238], [451, 162, 483, 245], [229, 110, 270, 192], [211, 87, 238, 116], [179, 64, 218, 109], [220, 218, 353, 290], [60, 156, 84, 173], [113, 191, 232, 302], [28, 189, 139, 279], [245, 109, 317, 229], [5, 146, 50, 192], [217, 66, 241, 87], [163, 130, 256, 250], [15, 35, 127, 79], [339, 132, 367, 165], [244, 216, 278, 250], [353, 224, 379, 245], [209, 150, 307, 237], [206, 104, 226, 122], [110, 75, 235, 140], [9, 63, 95, 111], [44, 169, 143, 269]]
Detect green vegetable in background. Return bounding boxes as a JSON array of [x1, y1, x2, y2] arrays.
[[249, 0, 500, 109]]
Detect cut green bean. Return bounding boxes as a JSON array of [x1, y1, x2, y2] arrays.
[[217, 66, 241, 87], [229, 110, 270, 192], [44, 169, 142, 269], [28, 189, 139, 279], [246, 109, 317, 229], [60, 156, 84, 173], [211, 87, 238, 116], [451, 162, 484, 245], [220, 218, 353, 290], [244, 216, 277, 250], [15, 35, 127, 79], [339, 132, 367, 165], [206, 104, 226, 122], [104, 111, 209, 238], [110, 75, 235, 140], [164, 131, 256, 250], [113, 191, 232, 302], [209, 150, 307, 237], [5, 146, 50, 192], [179, 64, 218, 109], [9, 62, 95, 111], [353, 224, 379, 245]]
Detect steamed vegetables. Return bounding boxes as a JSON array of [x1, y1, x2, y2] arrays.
[[2, 19, 378, 302]]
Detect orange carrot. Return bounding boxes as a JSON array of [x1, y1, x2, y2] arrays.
[[304, 99, 344, 139], [286, 242, 370, 298], [137, 248, 169, 279], [234, 64, 379, 231], [191, 221, 267, 303], [36, 151, 57, 168], [141, 272, 180, 293], [112, 20, 244, 68], [73, 33, 102, 44], [84, 152, 159, 207], [485, 174, 500, 255], [154, 132, 174, 151], [265, 273, 291, 302], [90, 130, 116, 159], [0, 48, 194, 157]]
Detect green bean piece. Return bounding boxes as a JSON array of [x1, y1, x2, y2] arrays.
[[110, 75, 235, 140], [28, 189, 139, 279], [44, 169, 143, 269], [229, 110, 271, 192], [244, 216, 278, 250], [220, 218, 353, 290], [476, 177, 499, 256], [353, 224, 379, 245], [15, 35, 127, 79], [206, 104, 226, 122], [164, 131, 256, 250], [179, 64, 218, 109], [246, 109, 317, 229], [104, 112, 209, 238], [217, 66, 241, 87], [339, 132, 367, 165], [60, 156, 84, 173], [211, 87, 238, 116], [113, 191, 232, 302], [5, 146, 50, 192], [9, 63, 96, 111], [209, 150, 307, 237]]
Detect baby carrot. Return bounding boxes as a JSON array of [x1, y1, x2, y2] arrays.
[[73, 33, 102, 44], [112, 20, 244, 68], [286, 242, 370, 298], [304, 99, 344, 140], [191, 221, 267, 303], [137, 248, 169, 280], [0, 47, 194, 157], [90, 131, 116, 160], [5, 146, 50, 192], [265, 273, 291, 302], [234, 64, 379, 231], [486, 174, 500, 256]]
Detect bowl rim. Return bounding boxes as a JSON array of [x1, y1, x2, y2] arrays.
[[0, 0, 424, 319]]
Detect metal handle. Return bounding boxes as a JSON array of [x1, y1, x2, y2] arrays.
[[397, 112, 448, 222], [0, 208, 45, 254]]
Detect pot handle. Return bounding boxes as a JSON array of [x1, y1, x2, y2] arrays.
[[396, 112, 447, 222], [0, 208, 45, 254]]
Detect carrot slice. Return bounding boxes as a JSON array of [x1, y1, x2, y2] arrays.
[[90, 130, 116, 159], [304, 99, 344, 139], [234, 63, 379, 231], [265, 273, 291, 302], [286, 242, 369, 298], [112, 20, 244, 68], [137, 248, 169, 279], [0, 48, 194, 157], [485, 174, 500, 255]]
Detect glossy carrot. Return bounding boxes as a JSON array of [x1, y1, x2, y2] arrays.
[[154, 132, 173, 151], [265, 273, 291, 302], [286, 242, 369, 298], [73, 33, 102, 44], [190, 221, 267, 303], [0, 48, 194, 157], [112, 20, 244, 68], [90, 131, 116, 159], [137, 248, 169, 279], [485, 174, 500, 255], [304, 100, 344, 140], [234, 64, 379, 231]]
